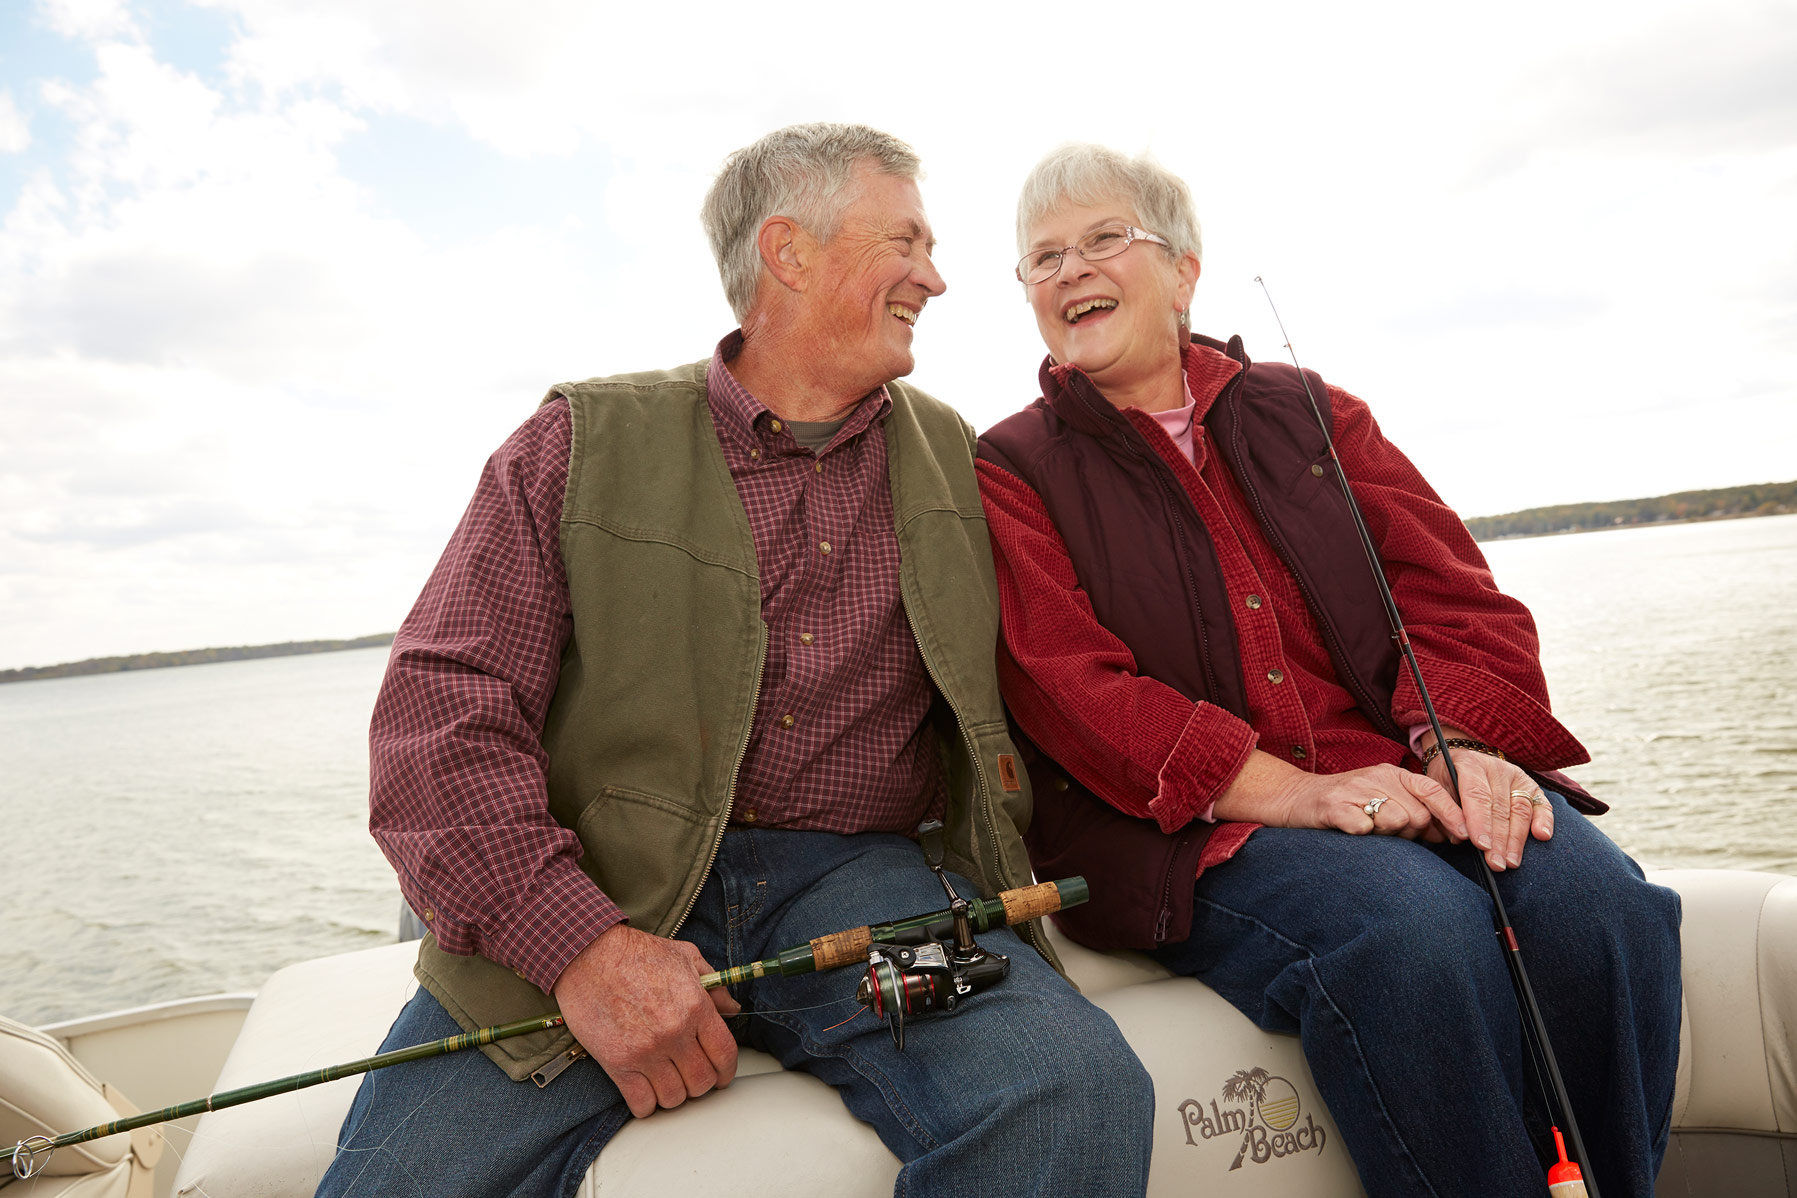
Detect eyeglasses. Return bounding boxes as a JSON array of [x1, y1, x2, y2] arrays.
[[1015, 225, 1170, 285]]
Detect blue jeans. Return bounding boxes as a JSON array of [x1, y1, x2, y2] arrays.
[[317, 829, 1153, 1197], [1152, 794, 1682, 1198]]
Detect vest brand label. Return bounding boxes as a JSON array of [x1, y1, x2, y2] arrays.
[[1177, 1067, 1327, 1171]]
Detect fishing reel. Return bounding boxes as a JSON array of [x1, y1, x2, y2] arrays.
[[853, 821, 1010, 1050]]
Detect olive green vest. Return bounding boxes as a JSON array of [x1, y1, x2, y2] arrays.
[[413, 360, 1052, 1080]]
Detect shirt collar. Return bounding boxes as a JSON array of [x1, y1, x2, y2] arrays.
[[706, 330, 892, 455]]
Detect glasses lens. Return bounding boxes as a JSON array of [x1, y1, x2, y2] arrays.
[[1079, 226, 1133, 262], [1019, 250, 1061, 285]]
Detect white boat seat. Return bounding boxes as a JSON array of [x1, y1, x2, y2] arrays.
[[139, 868, 1795, 1197], [0, 1013, 161, 1198]]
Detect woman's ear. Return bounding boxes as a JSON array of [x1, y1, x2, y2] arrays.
[[758, 216, 807, 293], [1175, 253, 1202, 313]]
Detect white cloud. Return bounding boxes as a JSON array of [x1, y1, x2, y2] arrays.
[[0, 92, 28, 154], [2, 0, 1794, 668], [33, 0, 141, 42]]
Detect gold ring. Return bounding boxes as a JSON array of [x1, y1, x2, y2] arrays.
[[1513, 789, 1549, 807]]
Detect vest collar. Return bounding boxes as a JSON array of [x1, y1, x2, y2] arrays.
[[1038, 333, 1254, 438]]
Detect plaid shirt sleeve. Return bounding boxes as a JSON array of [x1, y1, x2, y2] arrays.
[[368, 398, 624, 993], [1330, 386, 1588, 770]]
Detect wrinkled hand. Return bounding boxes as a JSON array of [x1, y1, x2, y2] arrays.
[[1276, 763, 1470, 842], [552, 924, 741, 1118], [1427, 749, 1553, 871]]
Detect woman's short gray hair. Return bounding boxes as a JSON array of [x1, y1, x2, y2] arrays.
[[702, 123, 922, 321], [1016, 143, 1202, 264]]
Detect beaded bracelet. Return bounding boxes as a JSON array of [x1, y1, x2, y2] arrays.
[[1418, 737, 1506, 768]]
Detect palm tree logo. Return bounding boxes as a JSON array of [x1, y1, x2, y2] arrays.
[[1222, 1067, 1301, 1132]]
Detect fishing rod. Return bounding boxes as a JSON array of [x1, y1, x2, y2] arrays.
[[1254, 277, 1595, 1198], [9, 874, 1087, 1182]]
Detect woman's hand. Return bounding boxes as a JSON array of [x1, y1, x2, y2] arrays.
[[1213, 751, 1469, 842], [1275, 764, 1469, 840], [1427, 748, 1553, 872]]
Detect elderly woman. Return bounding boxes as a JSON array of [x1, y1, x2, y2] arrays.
[[975, 144, 1682, 1198]]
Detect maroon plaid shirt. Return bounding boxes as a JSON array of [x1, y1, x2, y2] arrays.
[[369, 334, 944, 991]]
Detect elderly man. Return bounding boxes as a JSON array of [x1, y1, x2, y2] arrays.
[[314, 124, 1152, 1198]]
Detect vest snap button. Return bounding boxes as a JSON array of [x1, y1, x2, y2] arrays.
[[1311, 463, 1325, 477]]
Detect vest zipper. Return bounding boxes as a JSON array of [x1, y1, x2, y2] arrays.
[[902, 610, 1045, 959], [668, 626, 767, 938], [1092, 387, 1228, 706]]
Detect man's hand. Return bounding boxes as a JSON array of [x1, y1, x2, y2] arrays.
[[1427, 748, 1554, 872], [551, 924, 741, 1118]]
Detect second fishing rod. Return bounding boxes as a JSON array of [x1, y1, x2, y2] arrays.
[[1256, 278, 1597, 1198]]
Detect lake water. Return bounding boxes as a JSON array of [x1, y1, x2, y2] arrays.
[[2, 514, 1794, 1026]]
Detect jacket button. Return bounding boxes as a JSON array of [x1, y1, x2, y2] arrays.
[[1311, 463, 1325, 477], [1245, 594, 1262, 610], [1291, 745, 1307, 759], [1267, 669, 1284, 684]]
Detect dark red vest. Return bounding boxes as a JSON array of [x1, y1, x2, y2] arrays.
[[979, 334, 1594, 950]]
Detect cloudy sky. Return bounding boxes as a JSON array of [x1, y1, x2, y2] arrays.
[[1, 0, 1792, 671]]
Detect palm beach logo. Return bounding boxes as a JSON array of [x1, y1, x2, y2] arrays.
[[1178, 1066, 1328, 1171]]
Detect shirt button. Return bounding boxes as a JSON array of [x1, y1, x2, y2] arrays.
[[1291, 745, 1307, 759], [743, 808, 758, 823], [799, 632, 814, 645], [815, 461, 824, 473], [422, 909, 434, 921], [1311, 463, 1325, 477], [819, 541, 832, 555], [1267, 669, 1284, 684], [1245, 594, 1262, 610], [780, 714, 796, 729], [749, 448, 760, 460], [770, 419, 783, 433]]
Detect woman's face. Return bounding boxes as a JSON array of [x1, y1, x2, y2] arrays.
[[1023, 197, 1199, 394]]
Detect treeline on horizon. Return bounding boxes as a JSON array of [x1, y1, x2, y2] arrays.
[[0, 634, 396, 685], [6, 480, 1794, 683], [1464, 479, 1797, 542]]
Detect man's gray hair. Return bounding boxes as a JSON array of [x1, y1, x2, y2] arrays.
[[702, 123, 923, 321], [1016, 143, 1202, 264]]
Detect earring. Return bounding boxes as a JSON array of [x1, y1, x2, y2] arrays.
[[1176, 307, 1190, 330]]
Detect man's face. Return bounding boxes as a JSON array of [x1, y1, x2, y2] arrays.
[[803, 165, 946, 389]]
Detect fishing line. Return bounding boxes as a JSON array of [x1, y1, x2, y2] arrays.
[[1254, 277, 1598, 1197]]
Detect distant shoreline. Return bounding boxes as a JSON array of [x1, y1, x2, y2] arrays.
[[0, 634, 395, 686], [1463, 478, 1795, 542], [1474, 507, 1795, 543], [8, 482, 1793, 683]]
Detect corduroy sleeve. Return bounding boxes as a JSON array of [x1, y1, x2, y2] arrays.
[[368, 398, 625, 993], [976, 458, 1259, 832], [1328, 386, 1588, 770]]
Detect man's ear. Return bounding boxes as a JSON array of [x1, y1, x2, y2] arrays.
[[757, 215, 808, 293]]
